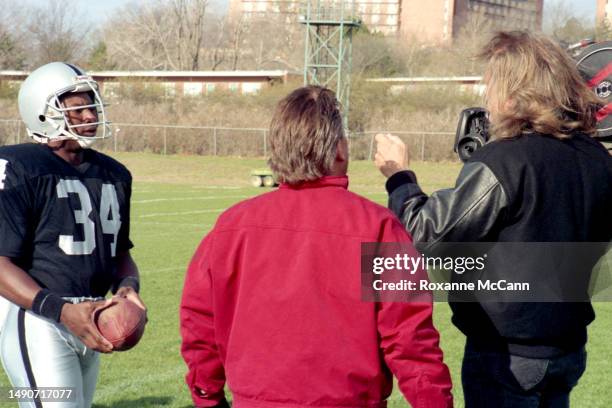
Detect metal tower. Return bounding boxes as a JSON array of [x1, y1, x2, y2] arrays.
[[300, 0, 361, 129]]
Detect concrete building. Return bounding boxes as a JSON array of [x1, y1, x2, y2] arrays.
[[230, 0, 401, 34], [353, 0, 401, 35], [229, 0, 543, 42], [0, 70, 296, 98], [445, 0, 543, 43], [597, 0, 612, 26], [367, 75, 485, 94], [399, 0, 455, 42]]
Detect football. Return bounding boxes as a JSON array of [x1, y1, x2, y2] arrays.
[[93, 297, 147, 351]]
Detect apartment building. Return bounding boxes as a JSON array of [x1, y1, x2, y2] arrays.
[[597, 0, 612, 26], [228, 0, 543, 43]]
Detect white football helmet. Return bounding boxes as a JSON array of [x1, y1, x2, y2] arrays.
[[18, 62, 111, 148]]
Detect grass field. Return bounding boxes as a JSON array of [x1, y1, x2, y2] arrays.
[[0, 153, 610, 407]]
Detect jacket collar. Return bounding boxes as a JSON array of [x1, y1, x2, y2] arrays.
[[280, 175, 349, 190]]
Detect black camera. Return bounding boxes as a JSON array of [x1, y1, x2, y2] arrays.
[[454, 107, 490, 163]]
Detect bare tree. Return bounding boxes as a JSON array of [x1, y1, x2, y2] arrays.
[[27, 0, 91, 66], [104, 0, 209, 70], [228, 16, 249, 70], [352, 30, 401, 77], [239, 15, 302, 71], [171, 0, 208, 70], [101, 1, 309, 72], [595, 18, 612, 42], [104, 2, 179, 70], [0, 0, 27, 69], [544, 0, 575, 36], [202, 15, 243, 71], [552, 17, 595, 44], [206, 17, 227, 71], [450, 11, 492, 75], [544, 0, 595, 44]]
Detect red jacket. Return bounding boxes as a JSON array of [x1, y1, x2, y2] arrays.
[[180, 176, 453, 408]]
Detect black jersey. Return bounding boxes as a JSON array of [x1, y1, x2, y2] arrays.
[[0, 143, 133, 297]]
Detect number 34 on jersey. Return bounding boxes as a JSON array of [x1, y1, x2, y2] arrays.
[[56, 179, 122, 257]]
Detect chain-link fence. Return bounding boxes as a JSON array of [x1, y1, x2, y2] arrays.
[[350, 131, 456, 161], [0, 120, 24, 146], [0, 119, 457, 161]]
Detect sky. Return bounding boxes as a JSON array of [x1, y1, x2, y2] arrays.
[[69, 0, 229, 21], [546, 0, 597, 24], [23, 0, 598, 26]]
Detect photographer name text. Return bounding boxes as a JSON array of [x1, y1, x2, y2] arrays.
[[372, 279, 530, 292]]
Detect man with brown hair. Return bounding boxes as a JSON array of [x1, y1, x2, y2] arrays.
[[375, 31, 612, 407], [181, 85, 453, 408]]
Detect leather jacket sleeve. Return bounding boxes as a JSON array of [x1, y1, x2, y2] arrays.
[[386, 161, 509, 253]]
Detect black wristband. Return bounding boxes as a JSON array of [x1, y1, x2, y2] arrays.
[[385, 170, 418, 194], [115, 276, 140, 294], [31, 289, 69, 322]]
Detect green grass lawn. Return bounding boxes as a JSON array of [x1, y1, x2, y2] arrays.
[[0, 153, 610, 407]]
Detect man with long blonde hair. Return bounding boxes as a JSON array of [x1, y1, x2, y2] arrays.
[[375, 31, 612, 407]]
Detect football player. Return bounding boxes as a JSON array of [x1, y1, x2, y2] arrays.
[[0, 62, 145, 407]]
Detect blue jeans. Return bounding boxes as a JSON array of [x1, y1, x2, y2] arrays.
[[462, 341, 587, 408]]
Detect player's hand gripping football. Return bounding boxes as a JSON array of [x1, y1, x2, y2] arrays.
[[374, 133, 410, 178], [60, 300, 114, 353]]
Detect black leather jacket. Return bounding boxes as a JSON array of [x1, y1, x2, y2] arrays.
[[385, 132, 612, 358], [387, 161, 507, 254]]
